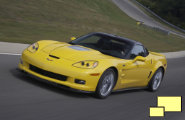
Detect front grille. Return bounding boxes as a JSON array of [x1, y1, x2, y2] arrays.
[[29, 64, 67, 81]]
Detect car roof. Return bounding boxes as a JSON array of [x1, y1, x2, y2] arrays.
[[89, 32, 142, 46]]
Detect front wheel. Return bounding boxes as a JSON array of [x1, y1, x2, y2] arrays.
[[148, 68, 163, 91], [95, 69, 116, 99]]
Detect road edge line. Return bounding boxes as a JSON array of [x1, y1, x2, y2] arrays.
[[0, 53, 21, 56]]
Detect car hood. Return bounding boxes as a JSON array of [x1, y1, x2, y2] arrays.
[[41, 43, 115, 61]]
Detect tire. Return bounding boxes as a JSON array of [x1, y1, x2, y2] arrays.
[[148, 68, 164, 91], [95, 68, 116, 99]]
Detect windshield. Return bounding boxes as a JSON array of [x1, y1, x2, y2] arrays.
[[69, 34, 132, 59]]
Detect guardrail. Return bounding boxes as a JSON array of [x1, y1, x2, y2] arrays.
[[133, 0, 185, 33], [136, 21, 170, 35]]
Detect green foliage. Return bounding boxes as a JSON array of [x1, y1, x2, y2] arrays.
[[137, 0, 185, 29]]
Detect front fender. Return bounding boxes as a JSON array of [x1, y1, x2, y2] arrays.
[[37, 40, 61, 50]]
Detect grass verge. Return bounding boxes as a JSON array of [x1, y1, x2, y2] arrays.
[[0, 0, 185, 52]]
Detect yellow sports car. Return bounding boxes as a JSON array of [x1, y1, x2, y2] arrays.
[[19, 32, 167, 98]]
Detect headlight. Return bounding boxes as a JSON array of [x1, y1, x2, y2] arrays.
[[72, 60, 98, 69], [27, 42, 39, 53]]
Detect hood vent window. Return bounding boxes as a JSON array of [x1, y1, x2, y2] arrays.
[[49, 55, 60, 59]]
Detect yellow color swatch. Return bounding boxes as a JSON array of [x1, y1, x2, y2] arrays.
[[158, 96, 181, 112], [150, 107, 164, 117]]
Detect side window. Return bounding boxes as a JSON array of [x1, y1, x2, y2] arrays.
[[144, 47, 149, 56], [130, 45, 145, 59]]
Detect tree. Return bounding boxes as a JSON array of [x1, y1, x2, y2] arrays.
[[137, 0, 185, 29]]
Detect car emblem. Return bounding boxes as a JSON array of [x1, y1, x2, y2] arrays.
[[47, 58, 53, 61]]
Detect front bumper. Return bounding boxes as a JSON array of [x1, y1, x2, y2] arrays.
[[18, 68, 93, 93], [19, 50, 102, 92]]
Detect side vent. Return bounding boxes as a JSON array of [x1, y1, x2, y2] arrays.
[[148, 71, 152, 78]]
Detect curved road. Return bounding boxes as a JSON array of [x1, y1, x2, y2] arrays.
[[112, 0, 185, 38], [0, 54, 185, 120]]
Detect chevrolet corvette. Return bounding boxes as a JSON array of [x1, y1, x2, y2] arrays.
[[19, 32, 167, 98]]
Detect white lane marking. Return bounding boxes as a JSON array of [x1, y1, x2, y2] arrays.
[[0, 53, 21, 56]]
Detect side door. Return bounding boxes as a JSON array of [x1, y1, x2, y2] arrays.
[[121, 45, 151, 88]]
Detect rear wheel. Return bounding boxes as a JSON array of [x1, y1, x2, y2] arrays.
[[148, 68, 163, 91], [95, 68, 116, 99]]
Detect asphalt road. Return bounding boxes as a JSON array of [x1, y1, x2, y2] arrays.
[[0, 54, 185, 120], [112, 0, 185, 38]]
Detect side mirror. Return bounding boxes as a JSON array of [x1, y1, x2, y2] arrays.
[[70, 36, 76, 41], [133, 56, 146, 63]]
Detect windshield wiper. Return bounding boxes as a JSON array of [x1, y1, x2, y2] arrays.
[[99, 51, 110, 55], [99, 51, 121, 58], [68, 42, 76, 45]]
